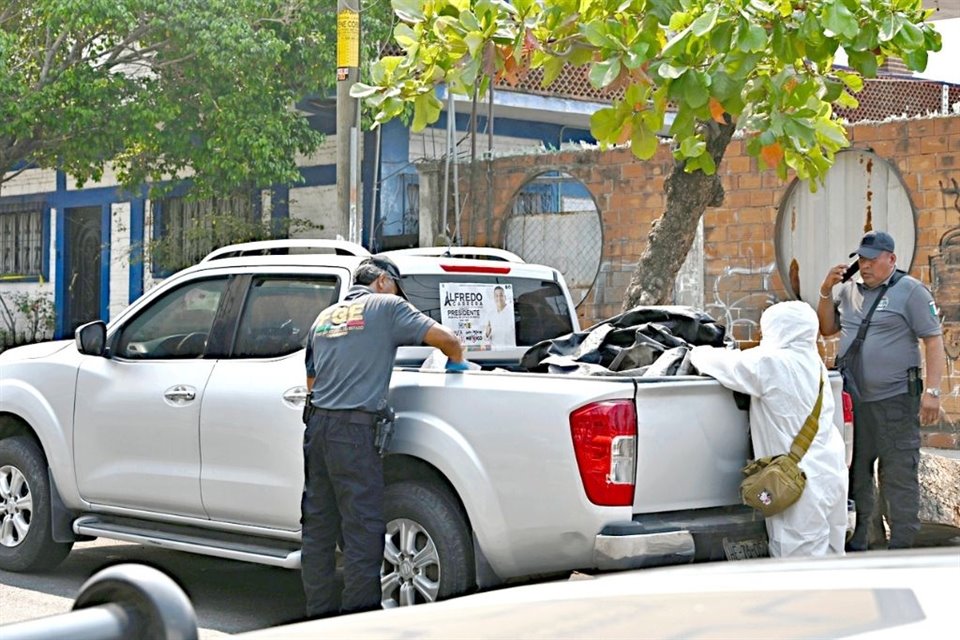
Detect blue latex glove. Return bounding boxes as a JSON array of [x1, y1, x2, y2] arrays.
[[445, 360, 471, 373]]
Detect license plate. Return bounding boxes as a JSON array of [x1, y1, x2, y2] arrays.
[[722, 537, 768, 560]]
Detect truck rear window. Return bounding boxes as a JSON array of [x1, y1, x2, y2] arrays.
[[400, 274, 574, 346]]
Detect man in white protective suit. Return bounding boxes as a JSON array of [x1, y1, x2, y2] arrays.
[[689, 301, 848, 557]]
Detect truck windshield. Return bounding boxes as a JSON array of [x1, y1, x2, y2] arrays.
[[400, 274, 574, 346]]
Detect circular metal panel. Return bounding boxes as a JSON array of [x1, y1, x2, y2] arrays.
[[775, 150, 916, 305]]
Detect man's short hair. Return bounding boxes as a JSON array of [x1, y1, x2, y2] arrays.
[[354, 256, 407, 299]]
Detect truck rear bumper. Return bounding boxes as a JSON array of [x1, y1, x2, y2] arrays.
[[594, 529, 695, 570], [593, 505, 767, 571]]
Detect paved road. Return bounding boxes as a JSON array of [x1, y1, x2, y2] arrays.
[[2, 530, 957, 638], [0, 539, 308, 638]]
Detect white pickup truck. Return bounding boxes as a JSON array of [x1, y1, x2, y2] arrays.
[[0, 240, 851, 608]]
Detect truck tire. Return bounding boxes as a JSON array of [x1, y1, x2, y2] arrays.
[[0, 437, 73, 572], [382, 481, 474, 607]]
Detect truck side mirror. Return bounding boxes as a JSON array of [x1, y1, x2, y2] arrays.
[[76, 321, 107, 357]]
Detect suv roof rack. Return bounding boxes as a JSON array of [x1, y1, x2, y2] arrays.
[[201, 239, 371, 262], [381, 247, 525, 263]]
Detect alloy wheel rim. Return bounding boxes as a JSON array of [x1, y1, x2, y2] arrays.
[[381, 517, 441, 607], [0, 465, 32, 548]]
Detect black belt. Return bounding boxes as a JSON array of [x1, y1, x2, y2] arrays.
[[314, 408, 378, 424]]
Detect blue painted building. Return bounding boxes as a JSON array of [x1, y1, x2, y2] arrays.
[[0, 90, 602, 339]]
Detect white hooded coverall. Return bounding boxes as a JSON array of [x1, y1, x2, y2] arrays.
[[690, 301, 848, 557]]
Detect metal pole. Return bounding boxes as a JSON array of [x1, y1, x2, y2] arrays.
[[443, 91, 454, 243], [337, 0, 361, 240], [368, 124, 382, 251]]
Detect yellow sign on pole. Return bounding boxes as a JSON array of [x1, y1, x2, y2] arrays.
[[337, 10, 359, 69]]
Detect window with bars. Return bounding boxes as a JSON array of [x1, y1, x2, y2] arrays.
[[0, 201, 45, 278], [152, 192, 258, 275]]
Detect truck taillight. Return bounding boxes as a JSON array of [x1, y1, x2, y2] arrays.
[[569, 401, 636, 506], [842, 391, 855, 468]]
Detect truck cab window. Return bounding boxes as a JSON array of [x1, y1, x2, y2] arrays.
[[232, 276, 340, 358], [115, 278, 228, 359]]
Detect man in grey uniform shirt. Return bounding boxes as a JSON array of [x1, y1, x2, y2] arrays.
[[817, 231, 945, 550], [301, 256, 466, 618]]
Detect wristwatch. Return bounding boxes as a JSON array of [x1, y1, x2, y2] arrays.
[[924, 387, 941, 398]]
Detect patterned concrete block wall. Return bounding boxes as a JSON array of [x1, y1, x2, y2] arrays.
[[448, 114, 960, 444]]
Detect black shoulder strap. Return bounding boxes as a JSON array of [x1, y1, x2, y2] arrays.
[[840, 269, 906, 361]]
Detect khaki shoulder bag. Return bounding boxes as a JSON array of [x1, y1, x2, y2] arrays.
[[740, 376, 824, 518]]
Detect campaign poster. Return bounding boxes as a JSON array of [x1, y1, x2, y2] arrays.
[[439, 283, 516, 351]]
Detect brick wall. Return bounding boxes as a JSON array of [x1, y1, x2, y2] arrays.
[[447, 114, 960, 446]]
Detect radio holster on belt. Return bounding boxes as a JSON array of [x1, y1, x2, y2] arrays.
[[907, 366, 923, 397], [302, 396, 316, 425], [374, 399, 396, 458]]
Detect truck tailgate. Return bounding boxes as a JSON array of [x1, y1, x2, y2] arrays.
[[632, 377, 749, 513]]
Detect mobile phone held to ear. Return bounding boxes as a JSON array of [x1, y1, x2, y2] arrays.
[[841, 261, 860, 283]]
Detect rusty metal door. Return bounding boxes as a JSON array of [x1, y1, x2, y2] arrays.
[[775, 149, 916, 306]]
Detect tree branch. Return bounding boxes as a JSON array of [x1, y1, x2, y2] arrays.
[[0, 1, 20, 26], [38, 28, 70, 88]]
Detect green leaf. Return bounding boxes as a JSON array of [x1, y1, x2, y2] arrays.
[[589, 58, 622, 89], [465, 32, 485, 57], [878, 14, 899, 43], [349, 83, 380, 99], [412, 91, 441, 132], [835, 90, 860, 109], [690, 7, 718, 37], [822, 78, 844, 102], [657, 63, 688, 80], [836, 70, 864, 92], [738, 23, 767, 53], [461, 10, 480, 31], [815, 118, 849, 148], [847, 50, 878, 78], [822, 2, 859, 39], [662, 29, 692, 58], [631, 121, 659, 159], [541, 56, 565, 87], [590, 107, 620, 143], [679, 135, 706, 157], [679, 71, 709, 109], [894, 21, 925, 49], [709, 21, 734, 53], [903, 47, 928, 71], [392, 0, 425, 24], [582, 22, 612, 48], [394, 23, 418, 49]]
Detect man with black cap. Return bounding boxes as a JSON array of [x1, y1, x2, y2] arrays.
[[301, 256, 467, 618], [817, 231, 945, 551]]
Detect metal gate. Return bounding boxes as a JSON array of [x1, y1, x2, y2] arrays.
[[503, 171, 602, 307], [64, 206, 103, 335]]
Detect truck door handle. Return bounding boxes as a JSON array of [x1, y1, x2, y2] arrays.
[[283, 386, 308, 407], [164, 385, 197, 403]]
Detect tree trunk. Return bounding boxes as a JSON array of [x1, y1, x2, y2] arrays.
[[621, 120, 737, 310]]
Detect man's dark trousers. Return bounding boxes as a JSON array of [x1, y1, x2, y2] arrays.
[[301, 409, 384, 618], [847, 393, 921, 551]]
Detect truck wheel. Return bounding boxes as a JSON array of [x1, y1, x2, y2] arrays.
[[0, 437, 73, 572], [382, 481, 474, 607]]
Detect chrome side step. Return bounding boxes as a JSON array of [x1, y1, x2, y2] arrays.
[[73, 515, 302, 569]]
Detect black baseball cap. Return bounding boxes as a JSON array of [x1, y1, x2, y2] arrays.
[[850, 231, 895, 259], [355, 256, 408, 299]]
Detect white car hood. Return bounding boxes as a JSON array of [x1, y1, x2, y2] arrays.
[[0, 340, 73, 362]]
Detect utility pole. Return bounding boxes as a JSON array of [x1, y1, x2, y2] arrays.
[[336, 0, 360, 242]]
